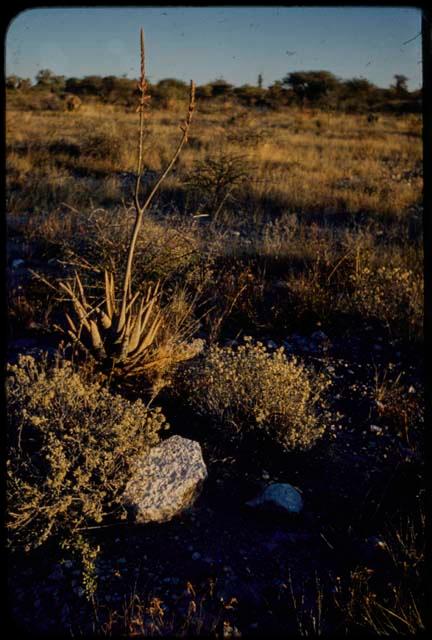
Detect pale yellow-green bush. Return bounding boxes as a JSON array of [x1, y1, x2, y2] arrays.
[[349, 265, 423, 340], [182, 337, 331, 451], [6, 353, 168, 555]]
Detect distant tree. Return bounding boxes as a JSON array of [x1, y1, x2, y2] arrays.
[[282, 70, 339, 106], [156, 78, 188, 92], [151, 78, 188, 106], [36, 69, 54, 85], [65, 77, 81, 93], [94, 75, 135, 103], [341, 78, 377, 108], [19, 78, 32, 90], [196, 83, 213, 99], [101, 75, 118, 96], [257, 73, 263, 89], [343, 78, 375, 94], [79, 75, 104, 96], [153, 78, 186, 101], [6, 75, 30, 90], [36, 69, 65, 91], [265, 80, 290, 108], [393, 74, 409, 95], [234, 84, 265, 106], [209, 78, 234, 98]]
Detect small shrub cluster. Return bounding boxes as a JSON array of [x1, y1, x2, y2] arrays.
[[349, 265, 423, 340], [6, 353, 168, 590], [181, 337, 331, 451]]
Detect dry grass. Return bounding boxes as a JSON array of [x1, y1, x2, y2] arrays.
[[6, 103, 422, 219], [337, 507, 425, 635]]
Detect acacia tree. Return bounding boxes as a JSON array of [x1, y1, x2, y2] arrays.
[[393, 74, 409, 95], [36, 69, 65, 92], [282, 70, 339, 107], [6, 75, 31, 90], [209, 78, 234, 98]]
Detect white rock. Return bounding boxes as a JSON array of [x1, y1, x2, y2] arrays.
[[370, 425, 383, 435], [246, 483, 303, 514], [123, 435, 207, 523]]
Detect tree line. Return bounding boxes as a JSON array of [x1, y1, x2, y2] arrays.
[[6, 68, 421, 114]]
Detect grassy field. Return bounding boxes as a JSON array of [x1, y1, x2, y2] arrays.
[[6, 95, 425, 636], [7, 101, 422, 217]]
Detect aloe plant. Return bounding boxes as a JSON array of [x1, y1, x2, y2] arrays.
[[59, 29, 196, 378]]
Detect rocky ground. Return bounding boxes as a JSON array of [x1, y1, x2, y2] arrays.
[[7, 317, 424, 636], [6, 229, 425, 636]]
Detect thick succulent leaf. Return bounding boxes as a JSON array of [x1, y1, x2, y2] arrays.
[[104, 270, 115, 319], [74, 272, 91, 311], [130, 315, 162, 359]]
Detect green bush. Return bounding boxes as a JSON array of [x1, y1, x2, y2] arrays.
[[182, 337, 331, 451], [6, 353, 168, 555]]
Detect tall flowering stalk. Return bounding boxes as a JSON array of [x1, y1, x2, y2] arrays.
[[58, 29, 197, 377]]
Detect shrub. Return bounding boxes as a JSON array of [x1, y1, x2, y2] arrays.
[[57, 207, 201, 283], [349, 265, 423, 341], [181, 337, 331, 451], [80, 126, 125, 164], [6, 353, 168, 592], [185, 153, 251, 224]]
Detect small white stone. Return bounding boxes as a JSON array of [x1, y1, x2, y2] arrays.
[[370, 425, 383, 435]]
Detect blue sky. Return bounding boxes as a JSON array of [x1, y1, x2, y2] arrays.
[[5, 6, 422, 89]]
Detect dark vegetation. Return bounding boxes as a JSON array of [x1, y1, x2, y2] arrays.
[[7, 68, 421, 114]]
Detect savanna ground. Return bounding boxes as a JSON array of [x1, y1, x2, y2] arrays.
[[6, 94, 425, 637]]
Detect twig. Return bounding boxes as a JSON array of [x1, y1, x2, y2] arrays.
[[320, 532, 335, 550]]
